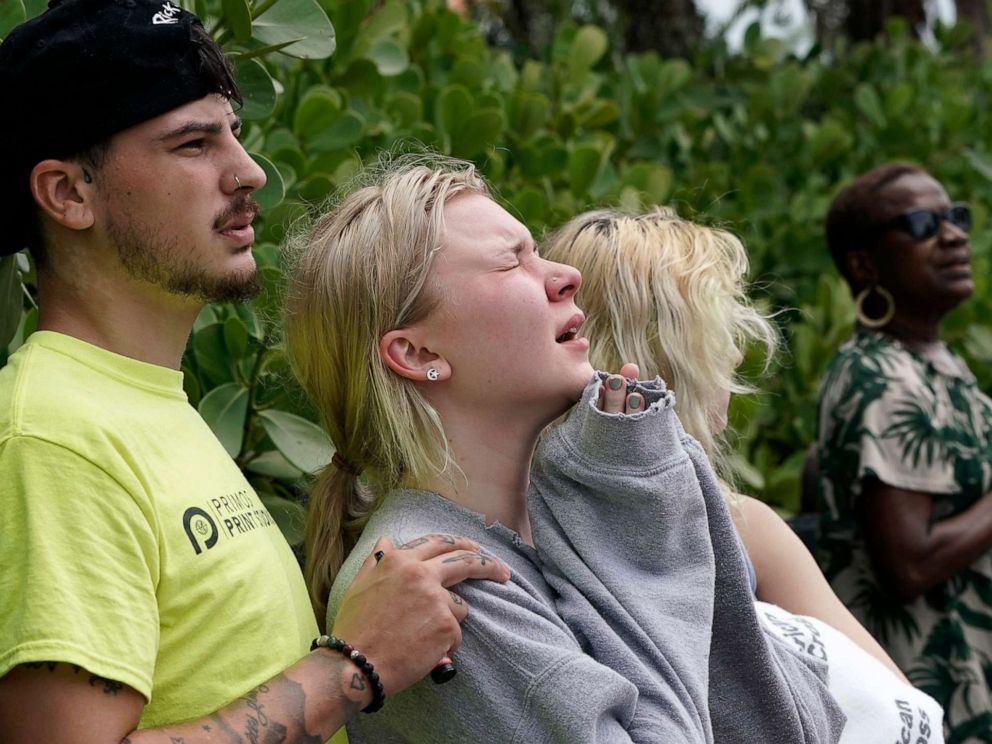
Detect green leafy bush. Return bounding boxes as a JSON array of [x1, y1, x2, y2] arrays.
[[5, 2, 991, 541]]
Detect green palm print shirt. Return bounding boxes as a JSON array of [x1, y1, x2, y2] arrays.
[[818, 328, 992, 742]]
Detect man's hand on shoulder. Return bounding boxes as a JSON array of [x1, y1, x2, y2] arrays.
[[331, 533, 511, 697]]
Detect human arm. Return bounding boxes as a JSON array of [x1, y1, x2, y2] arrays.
[[532, 372, 844, 743], [732, 495, 907, 680], [862, 479, 992, 602], [0, 534, 510, 743], [528, 371, 715, 741]]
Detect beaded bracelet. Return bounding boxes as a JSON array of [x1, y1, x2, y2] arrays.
[[311, 634, 386, 714]]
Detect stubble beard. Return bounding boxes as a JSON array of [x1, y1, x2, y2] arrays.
[[107, 208, 261, 305]]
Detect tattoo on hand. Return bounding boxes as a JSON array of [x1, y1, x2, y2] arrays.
[[350, 672, 366, 691], [399, 533, 456, 550], [442, 552, 491, 566], [449, 590, 464, 605]]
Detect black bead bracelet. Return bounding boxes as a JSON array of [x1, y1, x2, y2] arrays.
[[311, 634, 386, 714]]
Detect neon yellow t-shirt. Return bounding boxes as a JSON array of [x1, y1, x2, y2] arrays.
[[0, 331, 319, 728]]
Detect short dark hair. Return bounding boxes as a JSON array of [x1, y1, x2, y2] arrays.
[[824, 162, 928, 287]]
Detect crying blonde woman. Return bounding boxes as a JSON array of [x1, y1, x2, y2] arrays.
[[281, 155, 940, 743]]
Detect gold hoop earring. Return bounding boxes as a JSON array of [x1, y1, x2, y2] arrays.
[[855, 285, 895, 329]]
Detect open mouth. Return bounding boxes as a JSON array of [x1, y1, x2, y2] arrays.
[[556, 313, 585, 343]]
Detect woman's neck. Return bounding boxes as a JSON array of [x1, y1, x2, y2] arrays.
[[417, 405, 545, 546], [877, 312, 940, 346]]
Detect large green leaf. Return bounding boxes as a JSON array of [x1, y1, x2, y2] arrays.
[[0, 256, 23, 350], [293, 86, 343, 139], [452, 108, 505, 158], [367, 39, 409, 76], [258, 492, 307, 546], [362, 0, 407, 40], [198, 383, 249, 457], [221, 0, 252, 42], [247, 450, 304, 481], [234, 59, 276, 121], [508, 91, 549, 142], [568, 144, 603, 198], [853, 83, 886, 129], [192, 323, 235, 387], [308, 111, 366, 152], [250, 152, 286, 211], [0, 0, 26, 39], [568, 25, 608, 78], [259, 409, 332, 474], [252, 0, 336, 60], [435, 84, 473, 143], [223, 316, 251, 360]]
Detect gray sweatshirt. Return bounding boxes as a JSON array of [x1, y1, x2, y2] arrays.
[[326, 375, 844, 742], [529, 374, 845, 743]]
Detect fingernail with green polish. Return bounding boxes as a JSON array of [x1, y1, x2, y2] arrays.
[[628, 394, 643, 410], [608, 376, 623, 391]]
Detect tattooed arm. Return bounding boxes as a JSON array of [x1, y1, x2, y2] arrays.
[[0, 654, 362, 744], [0, 534, 509, 744]]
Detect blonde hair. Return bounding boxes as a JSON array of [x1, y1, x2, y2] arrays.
[[283, 154, 489, 624], [542, 207, 777, 485]]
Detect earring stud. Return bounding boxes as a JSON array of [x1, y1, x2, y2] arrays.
[[426, 368, 440, 381]]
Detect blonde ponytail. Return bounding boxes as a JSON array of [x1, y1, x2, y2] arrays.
[[284, 154, 489, 620]]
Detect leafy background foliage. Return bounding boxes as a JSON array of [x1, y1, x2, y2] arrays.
[[3, 0, 992, 546]]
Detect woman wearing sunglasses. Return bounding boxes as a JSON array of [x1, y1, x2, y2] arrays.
[[817, 163, 992, 738]]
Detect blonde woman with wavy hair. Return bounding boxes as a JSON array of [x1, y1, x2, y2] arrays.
[[282, 156, 855, 743], [543, 207, 775, 484], [542, 206, 907, 681]]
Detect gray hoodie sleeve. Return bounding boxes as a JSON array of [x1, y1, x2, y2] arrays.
[[529, 375, 715, 743], [528, 374, 845, 743]]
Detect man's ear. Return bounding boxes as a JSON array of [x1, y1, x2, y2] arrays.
[[30, 160, 95, 232], [845, 250, 878, 287], [379, 329, 451, 382]]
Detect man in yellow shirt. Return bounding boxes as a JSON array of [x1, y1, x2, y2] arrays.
[[0, 1, 508, 741]]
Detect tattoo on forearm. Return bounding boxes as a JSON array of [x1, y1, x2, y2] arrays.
[[170, 737, 186, 743], [449, 590, 463, 605], [209, 712, 242, 742], [243, 686, 275, 744], [203, 677, 324, 744]]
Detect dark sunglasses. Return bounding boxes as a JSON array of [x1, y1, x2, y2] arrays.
[[875, 202, 971, 242]]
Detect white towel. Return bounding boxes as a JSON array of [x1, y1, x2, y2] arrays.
[[757, 601, 945, 744]]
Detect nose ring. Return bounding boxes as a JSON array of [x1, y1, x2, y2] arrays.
[[234, 174, 243, 190]]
